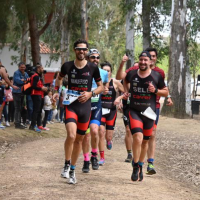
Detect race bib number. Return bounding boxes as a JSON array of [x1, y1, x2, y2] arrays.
[[102, 108, 110, 115], [141, 107, 157, 121], [91, 94, 100, 103], [62, 89, 81, 105]]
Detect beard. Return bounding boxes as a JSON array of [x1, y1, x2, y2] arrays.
[[76, 53, 85, 61], [139, 65, 148, 71]]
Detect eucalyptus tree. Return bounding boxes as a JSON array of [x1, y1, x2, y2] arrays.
[[81, 0, 88, 40], [124, 0, 136, 68], [162, 0, 188, 118]]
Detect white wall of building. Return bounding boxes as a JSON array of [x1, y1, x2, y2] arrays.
[[0, 46, 61, 77], [41, 54, 61, 70], [0, 46, 19, 77]]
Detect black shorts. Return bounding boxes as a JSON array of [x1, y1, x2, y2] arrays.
[[65, 101, 91, 135], [129, 109, 154, 140], [101, 107, 117, 130]]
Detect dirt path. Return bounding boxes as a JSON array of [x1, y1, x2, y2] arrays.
[[0, 115, 200, 200]]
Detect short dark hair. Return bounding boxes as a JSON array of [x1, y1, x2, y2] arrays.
[[145, 47, 158, 56], [36, 63, 42, 71], [74, 39, 89, 49], [18, 62, 25, 67], [100, 61, 112, 72]]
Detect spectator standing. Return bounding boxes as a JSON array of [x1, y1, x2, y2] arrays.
[[7, 77, 15, 123], [29, 64, 48, 132], [0, 80, 5, 129], [12, 62, 29, 129], [42, 90, 52, 130]]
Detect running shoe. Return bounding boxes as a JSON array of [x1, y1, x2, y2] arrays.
[[139, 165, 143, 181], [146, 163, 156, 175], [5, 121, 10, 127], [82, 161, 90, 173], [61, 164, 70, 178], [38, 126, 46, 130], [131, 164, 139, 181], [29, 126, 41, 133], [106, 141, 113, 150], [91, 157, 99, 170], [21, 123, 27, 128], [0, 123, 5, 129], [125, 153, 132, 163], [68, 170, 77, 184], [43, 127, 50, 131], [99, 158, 105, 166]]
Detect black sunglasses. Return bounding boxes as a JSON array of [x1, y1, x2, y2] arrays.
[[75, 47, 88, 51], [90, 56, 100, 59]]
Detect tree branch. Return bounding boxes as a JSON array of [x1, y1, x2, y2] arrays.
[[38, 0, 55, 36]]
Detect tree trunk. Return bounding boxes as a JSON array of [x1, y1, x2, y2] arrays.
[[81, 0, 88, 40], [142, 0, 151, 49], [125, 0, 135, 69], [60, 14, 71, 65], [26, 0, 55, 66], [161, 0, 189, 118], [20, 22, 29, 64], [27, 12, 41, 66]]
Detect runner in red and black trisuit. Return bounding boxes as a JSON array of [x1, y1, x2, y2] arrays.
[[118, 47, 173, 174], [124, 50, 168, 182], [99, 61, 124, 166], [54, 39, 103, 184]]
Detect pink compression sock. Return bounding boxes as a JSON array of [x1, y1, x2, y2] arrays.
[[91, 148, 98, 157], [84, 153, 90, 161]]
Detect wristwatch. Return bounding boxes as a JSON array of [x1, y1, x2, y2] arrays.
[[92, 91, 96, 97], [154, 88, 158, 94]]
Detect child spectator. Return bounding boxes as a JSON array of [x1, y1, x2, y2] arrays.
[[42, 90, 52, 130]]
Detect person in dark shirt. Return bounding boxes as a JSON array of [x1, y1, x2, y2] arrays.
[[54, 39, 103, 184], [124, 50, 168, 182]]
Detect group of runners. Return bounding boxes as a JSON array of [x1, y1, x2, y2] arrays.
[[53, 38, 173, 184]]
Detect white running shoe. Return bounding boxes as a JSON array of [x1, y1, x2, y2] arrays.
[[5, 121, 10, 127], [68, 170, 77, 184], [61, 164, 70, 178]]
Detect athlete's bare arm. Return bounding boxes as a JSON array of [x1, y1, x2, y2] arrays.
[[114, 79, 124, 93], [166, 97, 173, 106], [148, 83, 168, 97], [0, 68, 19, 90], [123, 78, 130, 100], [115, 55, 128, 80]]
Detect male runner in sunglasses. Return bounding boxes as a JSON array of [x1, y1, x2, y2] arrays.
[[54, 39, 103, 184], [82, 49, 109, 173]]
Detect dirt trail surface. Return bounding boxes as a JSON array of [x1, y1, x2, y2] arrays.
[[0, 114, 200, 200]]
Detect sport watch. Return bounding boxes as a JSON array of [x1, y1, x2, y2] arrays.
[[92, 91, 96, 97]]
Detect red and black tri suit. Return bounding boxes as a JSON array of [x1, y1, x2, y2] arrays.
[[59, 61, 101, 135], [101, 79, 117, 130], [125, 69, 166, 140]]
